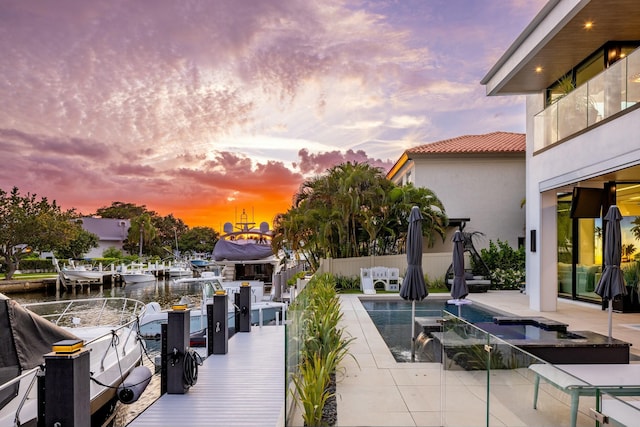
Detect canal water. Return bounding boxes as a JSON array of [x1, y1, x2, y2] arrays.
[[8, 277, 204, 426]]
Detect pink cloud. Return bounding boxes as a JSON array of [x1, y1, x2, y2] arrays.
[[296, 148, 393, 175]]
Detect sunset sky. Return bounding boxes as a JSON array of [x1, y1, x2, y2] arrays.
[[0, 0, 546, 231]]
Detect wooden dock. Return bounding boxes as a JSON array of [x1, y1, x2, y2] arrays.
[[128, 325, 285, 427]]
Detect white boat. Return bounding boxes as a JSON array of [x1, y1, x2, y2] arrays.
[[120, 263, 155, 284], [138, 274, 287, 339], [212, 210, 283, 291], [0, 294, 147, 426], [167, 261, 193, 277], [55, 258, 114, 283]]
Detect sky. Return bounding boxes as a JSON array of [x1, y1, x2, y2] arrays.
[[0, 0, 547, 231]]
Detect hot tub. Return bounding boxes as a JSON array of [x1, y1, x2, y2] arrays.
[[419, 316, 631, 366]]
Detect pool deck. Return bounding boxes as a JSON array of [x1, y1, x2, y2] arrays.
[[335, 291, 640, 426]]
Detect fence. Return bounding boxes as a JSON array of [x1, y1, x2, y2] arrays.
[[316, 253, 452, 280]]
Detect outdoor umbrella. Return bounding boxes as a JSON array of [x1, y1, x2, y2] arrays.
[[450, 230, 469, 300], [448, 230, 471, 317], [399, 206, 428, 360], [595, 205, 627, 339]]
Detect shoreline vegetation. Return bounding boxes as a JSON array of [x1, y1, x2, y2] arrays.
[[0, 274, 58, 294]]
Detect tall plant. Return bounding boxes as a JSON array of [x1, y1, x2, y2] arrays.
[[291, 273, 357, 426]]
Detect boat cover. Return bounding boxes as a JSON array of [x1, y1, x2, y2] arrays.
[[0, 294, 79, 375], [213, 239, 274, 261]]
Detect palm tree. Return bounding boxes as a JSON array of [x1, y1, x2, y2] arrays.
[[272, 162, 447, 270], [623, 243, 637, 263], [129, 213, 157, 257]]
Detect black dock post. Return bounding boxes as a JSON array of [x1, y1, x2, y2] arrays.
[[208, 290, 229, 355], [167, 306, 190, 394], [238, 282, 252, 332], [43, 342, 91, 427]]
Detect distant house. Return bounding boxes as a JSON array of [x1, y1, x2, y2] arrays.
[[386, 131, 526, 252], [78, 217, 130, 259]]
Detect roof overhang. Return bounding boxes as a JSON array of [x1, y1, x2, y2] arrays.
[[482, 0, 640, 95], [386, 152, 409, 180]]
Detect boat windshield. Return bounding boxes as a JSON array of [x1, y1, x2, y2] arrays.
[[202, 279, 224, 298]]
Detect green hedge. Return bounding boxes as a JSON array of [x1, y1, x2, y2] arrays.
[[17, 259, 57, 273]]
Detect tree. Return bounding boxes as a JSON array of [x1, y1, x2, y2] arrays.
[[272, 162, 448, 271], [94, 201, 152, 219], [128, 213, 157, 257], [54, 223, 99, 260], [152, 214, 188, 257], [178, 226, 219, 254], [0, 187, 77, 279]]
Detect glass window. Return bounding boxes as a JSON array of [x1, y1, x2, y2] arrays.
[[557, 193, 573, 296], [576, 51, 604, 87]]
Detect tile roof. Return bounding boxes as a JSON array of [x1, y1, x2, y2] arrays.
[[407, 131, 525, 155]]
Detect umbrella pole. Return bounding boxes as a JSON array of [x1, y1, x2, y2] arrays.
[[608, 300, 613, 339], [411, 300, 416, 361]]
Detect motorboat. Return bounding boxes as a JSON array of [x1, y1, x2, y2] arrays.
[[167, 260, 193, 277], [0, 294, 147, 426], [55, 258, 115, 283], [212, 209, 283, 291], [138, 274, 287, 339], [119, 263, 155, 284]]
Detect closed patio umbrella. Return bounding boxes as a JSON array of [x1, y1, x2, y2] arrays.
[[448, 230, 471, 317], [450, 230, 469, 300], [595, 205, 627, 339], [399, 206, 428, 360]]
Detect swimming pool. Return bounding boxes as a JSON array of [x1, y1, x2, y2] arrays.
[[360, 297, 504, 363], [360, 297, 631, 364]]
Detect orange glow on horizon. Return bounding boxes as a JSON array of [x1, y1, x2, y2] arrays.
[[154, 199, 292, 233]]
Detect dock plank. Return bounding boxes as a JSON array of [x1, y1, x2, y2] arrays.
[[129, 326, 284, 426]]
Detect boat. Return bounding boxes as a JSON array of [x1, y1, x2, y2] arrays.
[[55, 258, 114, 283], [119, 263, 155, 284], [138, 273, 287, 339], [167, 260, 193, 277], [212, 209, 281, 289], [189, 258, 211, 269], [0, 294, 147, 426]]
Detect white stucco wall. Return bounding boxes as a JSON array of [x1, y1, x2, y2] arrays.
[[525, 95, 640, 312], [411, 156, 525, 251]]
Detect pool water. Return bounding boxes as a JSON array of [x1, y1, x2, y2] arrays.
[[360, 298, 500, 324], [472, 322, 584, 341], [360, 297, 503, 363]]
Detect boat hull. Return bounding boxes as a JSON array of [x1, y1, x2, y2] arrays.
[[139, 301, 286, 338], [121, 273, 155, 284], [0, 297, 146, 426]]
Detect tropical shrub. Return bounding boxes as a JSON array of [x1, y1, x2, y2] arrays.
[[290, 273, 356, 426], [425, 273, 447, 292], [477, 240, 525, 290], [333, 275, 360, 292]]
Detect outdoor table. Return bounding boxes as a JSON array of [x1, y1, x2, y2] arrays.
[[529, 363, 640, 427]]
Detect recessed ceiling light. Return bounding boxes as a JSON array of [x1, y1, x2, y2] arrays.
[[535, 66, 543, 73], [584, 21, 594, 30]]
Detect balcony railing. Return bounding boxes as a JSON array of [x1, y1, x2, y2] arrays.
[[534, 47, 640, 152]]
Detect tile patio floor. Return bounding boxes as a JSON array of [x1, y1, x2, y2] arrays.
[[332, 291, 640, 427]]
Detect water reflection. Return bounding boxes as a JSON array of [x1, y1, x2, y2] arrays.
[[10, 277, 204, 308]]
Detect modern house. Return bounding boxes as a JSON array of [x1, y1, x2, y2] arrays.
[[386, 131, 526, 253], [78, 217, 130, 259], [481, 0, 640, 311]]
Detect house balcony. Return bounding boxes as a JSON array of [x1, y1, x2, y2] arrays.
[[534, 47, 640, 152]]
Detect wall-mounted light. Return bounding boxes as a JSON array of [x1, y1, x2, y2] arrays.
[[535, 66, 543, 73], [530, 229, 537, 253], [584, 21, 594, 30]]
